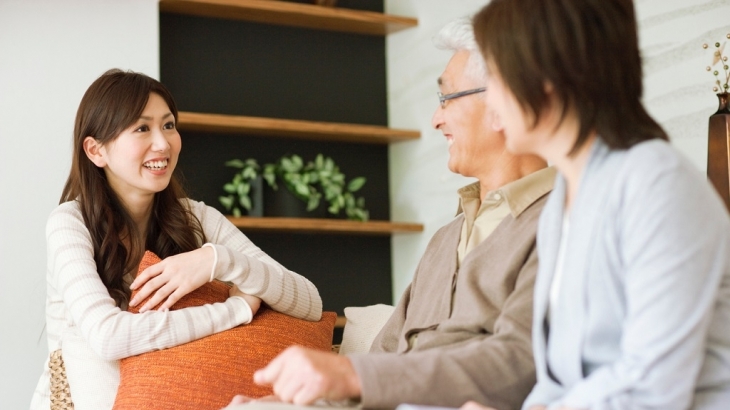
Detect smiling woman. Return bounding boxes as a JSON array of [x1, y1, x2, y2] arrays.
[[30, 69, 323, 410]]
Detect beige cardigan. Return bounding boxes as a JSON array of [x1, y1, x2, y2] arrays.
[[349, 192, 549, 410]]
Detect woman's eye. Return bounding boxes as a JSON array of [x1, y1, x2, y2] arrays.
[[135, 125, 150, 132], [163, 121, 176, 130]]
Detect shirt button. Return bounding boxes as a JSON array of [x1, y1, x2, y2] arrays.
[[493, 193, 502, 201]]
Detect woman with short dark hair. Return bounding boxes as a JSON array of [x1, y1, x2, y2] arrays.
[[471, 0, 730, 408]]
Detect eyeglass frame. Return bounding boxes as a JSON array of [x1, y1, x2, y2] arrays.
[[437, 87, 487, 108]]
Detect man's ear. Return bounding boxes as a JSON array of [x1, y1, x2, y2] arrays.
[[83, 136, 106, 167]]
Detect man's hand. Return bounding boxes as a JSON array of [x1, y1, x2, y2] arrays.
[[253, 346, 362, 405], [460, 401, 497, 410]]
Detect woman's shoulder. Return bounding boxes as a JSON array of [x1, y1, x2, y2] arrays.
[[616, 139, 703, 186], [47, 200, 83, 224], [180, 198, 228, 228]]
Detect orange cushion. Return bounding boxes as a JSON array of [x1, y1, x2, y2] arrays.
[[113, 251, 336, 410]]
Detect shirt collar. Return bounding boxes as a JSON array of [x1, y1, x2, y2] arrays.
[[455, 166, 556, 217]]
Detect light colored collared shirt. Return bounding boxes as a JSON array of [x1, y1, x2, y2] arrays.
[[456, 167, 557, 265]]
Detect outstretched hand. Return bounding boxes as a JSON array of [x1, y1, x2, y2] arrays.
[[253, 346, 361, 405], [129, 246, 215, 312]]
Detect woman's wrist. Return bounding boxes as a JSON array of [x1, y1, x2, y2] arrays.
[[201, 243, 218, 282]]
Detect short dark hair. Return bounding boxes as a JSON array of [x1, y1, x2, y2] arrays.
[[473, 0, 668, 154]]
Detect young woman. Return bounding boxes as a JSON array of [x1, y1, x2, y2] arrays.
[[470, 0, 730, 409], [30, 69, 322, 409]]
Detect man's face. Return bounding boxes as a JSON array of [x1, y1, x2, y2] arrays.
[[432, 51, 506, 179]]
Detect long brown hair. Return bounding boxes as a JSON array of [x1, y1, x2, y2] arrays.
[[473, 0, 668, 155], [61, 69, 205, 307]]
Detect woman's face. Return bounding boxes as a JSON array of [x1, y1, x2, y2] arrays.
[[484, 66, 539, 156], [90, 92, 181, 205]]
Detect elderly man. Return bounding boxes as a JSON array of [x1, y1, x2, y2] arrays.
[[244, 18, 555, 410]]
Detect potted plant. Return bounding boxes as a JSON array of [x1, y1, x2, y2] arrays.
[[219, 154, 369, 221], [218, 158, 263, 217]]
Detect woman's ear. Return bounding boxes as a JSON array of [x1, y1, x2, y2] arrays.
[[83, 136, 106, 167]]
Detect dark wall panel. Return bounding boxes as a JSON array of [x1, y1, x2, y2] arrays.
[[160, 2, 392, 319], [160, 13, 387, 125]]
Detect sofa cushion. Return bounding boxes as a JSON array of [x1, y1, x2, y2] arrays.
[[112, 251, 336, 410], [339, 304, 395, 355]]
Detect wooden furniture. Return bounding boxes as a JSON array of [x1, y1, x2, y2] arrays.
[[159, 0, 420, 329], [159, 0, 417, 35]]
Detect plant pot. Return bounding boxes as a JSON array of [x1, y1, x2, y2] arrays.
[[247, 175, 264, 217], [263, 184, 328, 219]]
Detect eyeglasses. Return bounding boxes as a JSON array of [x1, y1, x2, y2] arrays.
[[437, 87, 486, 108]]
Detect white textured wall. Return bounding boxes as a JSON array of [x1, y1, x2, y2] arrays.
[[0, 1, 159, 407], [386, 0, 730, 301]]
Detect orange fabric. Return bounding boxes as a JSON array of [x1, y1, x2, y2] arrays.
[[113, 251, 336, 410]]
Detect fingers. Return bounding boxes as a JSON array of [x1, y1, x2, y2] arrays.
[[254, 348, 288, 386], [156, 287, 187, 312], [138, 282, 176, 313], [130, 260, 165, 291]]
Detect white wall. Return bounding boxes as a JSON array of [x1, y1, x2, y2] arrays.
[[386, 0, 730, 301], [0, 0, 158, 407]]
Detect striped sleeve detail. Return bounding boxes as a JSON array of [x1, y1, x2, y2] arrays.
[[44, 202, 254, 361], [191, 200, 323, 321]]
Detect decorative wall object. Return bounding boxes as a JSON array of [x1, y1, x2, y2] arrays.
[[704, 34, 730, 211]]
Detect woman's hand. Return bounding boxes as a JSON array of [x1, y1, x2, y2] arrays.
[[129, 246, 215, 312], [230, 285, 261, 316]]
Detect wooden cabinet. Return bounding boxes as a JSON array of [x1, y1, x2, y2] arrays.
[[159, 0, 419, 328]]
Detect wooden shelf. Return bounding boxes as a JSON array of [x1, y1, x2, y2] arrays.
[[177, 111, 420, 144], [159, 0, 418, 36], [227, 216, 423, 235]]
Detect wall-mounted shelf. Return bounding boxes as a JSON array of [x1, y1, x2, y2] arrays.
[[227, 216, 423, 235], [159, 0, 418, 36], [177, 111, 420, 144]]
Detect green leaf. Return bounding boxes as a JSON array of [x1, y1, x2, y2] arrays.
[[328, 203, 339, 214], [219, 195, 234, 210], [225, 159, 245, 168], [237, 182, 250, 196], [294, 182, 310, 197], [242, 167, 257, 179], [239, 195, 251, 211], [232, 207, 241, 217], [232, 173, 242, 184], [292, 155, 303, 169], [315, 154, 324, 169], [281, 157, 295, 172], [223, 183, 237, 194], [348, 177, 366, 192], [307, 196, 320, 211]]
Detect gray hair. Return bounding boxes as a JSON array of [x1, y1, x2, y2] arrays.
[[432, 17, 487, 82]]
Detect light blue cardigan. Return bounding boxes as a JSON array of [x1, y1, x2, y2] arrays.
[[523, 138, 730, 409]]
